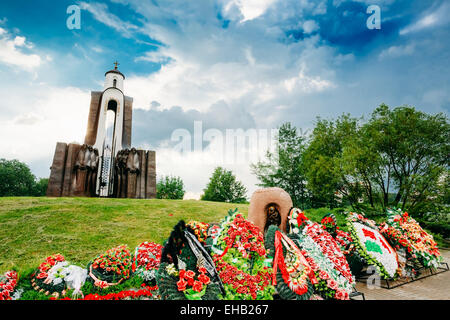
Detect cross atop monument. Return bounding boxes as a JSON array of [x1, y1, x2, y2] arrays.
[[113, 60, 120, 70]]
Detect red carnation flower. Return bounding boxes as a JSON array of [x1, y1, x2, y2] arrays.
[[327, 279, 339, 290], [319, 270, 329, 280], [177, 279, 187, 291], [198, 273, 210, 285], [192, 280, 203, 292], [36, 272, 47, 279], [185, 270, 195, 279]]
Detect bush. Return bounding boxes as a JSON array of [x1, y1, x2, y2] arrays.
[[156, 176, 185, 200], [201, 167, 247, 203], [32, 178, 48, 197], [0, 159, 38, 196]]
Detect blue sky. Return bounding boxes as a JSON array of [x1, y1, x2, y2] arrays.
[[0, 0, 449, 198]]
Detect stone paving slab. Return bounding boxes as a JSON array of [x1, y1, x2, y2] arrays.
[[355, 249, 450, 300]]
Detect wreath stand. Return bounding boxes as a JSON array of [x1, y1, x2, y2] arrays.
[[355, 261, 449, 289], [349, 288, 365, 300]]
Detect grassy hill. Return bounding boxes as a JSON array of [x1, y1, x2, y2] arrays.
[[0, 197, 249, 273]]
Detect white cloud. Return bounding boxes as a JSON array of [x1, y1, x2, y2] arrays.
[[183, 191, 202, 200], [0, 85, 90, 175], [284, 65, 334, 92], [400, 2, 450, 35], [378, 43, 415, 60], [302, 20, 319, 34], [400, 14, 438, 35], [0, 28, 41, 71], [222, 0, 279, 22], [78, 1, 138, 37]]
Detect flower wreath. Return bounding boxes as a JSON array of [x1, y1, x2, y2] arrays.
[[264, 225, 316, 300], [31, 254, 88, 298], [88, 245, 133, 288], [378, 222, 420, 277], [320, 214, 356, 256], [0, 270, 19, 300], [385, 208, 442, 268], [211, 209, 274, 300], [346, 212, 400, 279], [133, 241, 163, 285], [31, 254, 68, 297], [157, 220, 223, 300], [288, 209, 354, 300]]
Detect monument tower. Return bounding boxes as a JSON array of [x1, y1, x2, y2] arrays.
[[46, 63, 156, 199]]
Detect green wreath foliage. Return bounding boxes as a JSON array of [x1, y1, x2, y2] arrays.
[[156, 262, 222, 300]]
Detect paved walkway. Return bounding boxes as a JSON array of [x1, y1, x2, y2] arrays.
[[355, 249, 450, 300]]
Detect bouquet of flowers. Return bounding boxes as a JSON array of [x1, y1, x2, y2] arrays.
[[186, 221, 210, 245], [133, 241, 163, 285], [211, 209, 274, 300], [0, 270, 19, 300], [157, 221, 223, 300], [264, 225, 316, 300], [30, 254, 88, 298], [88, 245, 133, 288], [320, 214, 356, 256], [384, 208, 442, 269], [379, 222, 420, 277], [288, 209, 355, 300], [347, 212, 400, 279]]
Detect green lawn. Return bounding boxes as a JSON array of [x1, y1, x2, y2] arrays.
[[0, 197, 249, 273]]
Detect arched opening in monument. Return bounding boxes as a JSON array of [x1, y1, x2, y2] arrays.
[[264, 202, 281, 233], [99, 100, 118, 197], [113, 79, 117, 88]]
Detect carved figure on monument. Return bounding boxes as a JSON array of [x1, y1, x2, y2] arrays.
[[114, 149, 129, 198], [126, 148, 140, 198], [73, 144, 90, 195], [88, 148, 99, 196]]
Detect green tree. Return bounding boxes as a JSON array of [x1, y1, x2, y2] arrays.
[[0, 159, 37, 196], [32, 178, 49, 196], [362, 104, 449, 212], [201, 167, 247, 203], [156, 176, 185, 200], [303, 114, 362, 208], [251, 122, 310, 208]]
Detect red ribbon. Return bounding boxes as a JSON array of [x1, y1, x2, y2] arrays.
[[272, 231, 318, 287]]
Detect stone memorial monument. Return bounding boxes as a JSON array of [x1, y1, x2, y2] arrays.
[[46, 62, 156, 199], [248, 187, 293, 233]]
